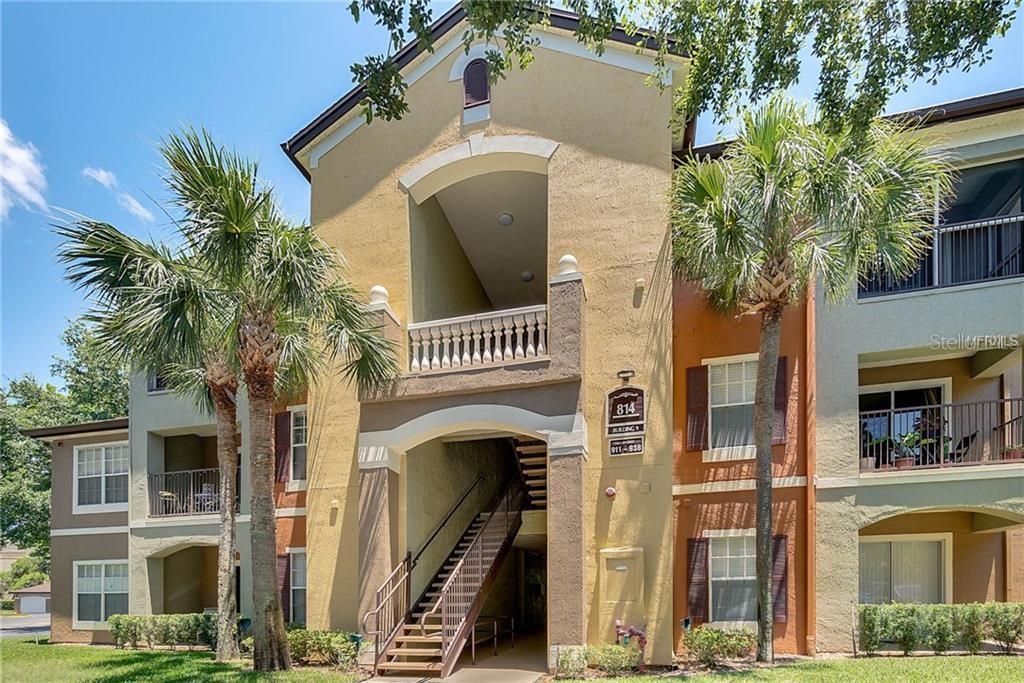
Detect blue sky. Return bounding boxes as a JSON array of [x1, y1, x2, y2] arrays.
[[2, 2, 1022, 387]]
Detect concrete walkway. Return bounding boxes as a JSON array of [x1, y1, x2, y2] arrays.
[[369, 631, 547, 683]]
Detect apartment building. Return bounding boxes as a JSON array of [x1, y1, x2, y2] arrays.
[[25, 3, 1022, 674]]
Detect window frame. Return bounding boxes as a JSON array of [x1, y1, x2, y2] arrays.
[[858, 532, 953, 604], [73, 441, 130, 514], [72, 559, 129, 630], [287, 405, 308, 489], [702, 353, 760, 462], [704, 528, 758, 629], [287, 547, 307, 625]]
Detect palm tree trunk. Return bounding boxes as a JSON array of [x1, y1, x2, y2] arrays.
[[247, 376, 291, 671], [211, 385, 240, 661], [754, 307, 783, 663]]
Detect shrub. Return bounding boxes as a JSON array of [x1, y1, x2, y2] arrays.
[[584, 643, 641, 675], [985, 603, 1024, 654], [926, 605, 955, 654], [883, 604, 923, 655], [555, 647, 586, 679], [282, 628, 357, 668], [955, 603, 986, 655], [682, 626, 755, 669], [108, 615, 145, 648], [858, 604, 882, 654], [107, 613, 216, 650], [287, 628, 312, 663], [0, 599, 14, 611]]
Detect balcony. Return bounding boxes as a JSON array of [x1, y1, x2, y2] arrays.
[[148, 468, 221, 516], [859, 214, 1024, 298], [407, 305, 547, 373], [859, 398, 1024, 473]]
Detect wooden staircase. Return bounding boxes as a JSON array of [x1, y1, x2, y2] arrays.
[[513, 438, 547, 509], [367, 479, 525, 678]]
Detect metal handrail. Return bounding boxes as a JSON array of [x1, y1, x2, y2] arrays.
[[412, 474, 484, 566], [418, 478, 525, 675]]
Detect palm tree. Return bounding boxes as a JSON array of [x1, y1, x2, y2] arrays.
[[159, 129, 399, 671], [671, 96, 952, 662], [57, 221, 244, 661]]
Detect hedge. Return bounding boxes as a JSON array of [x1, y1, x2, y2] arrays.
[[240, 626, 359, 670], [858, 603, 1024, 655], [682, 626, 756, 668], [107, 613, 218, 650], [0, 599, 14, 611]]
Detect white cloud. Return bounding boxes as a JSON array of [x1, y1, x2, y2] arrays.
[[80, 163, 154, 222], [81, 166, 118, 190], [0, 119, 47, 219], [116, 192, 155, 222]]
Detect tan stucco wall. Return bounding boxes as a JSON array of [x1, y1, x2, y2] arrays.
[[410, 195, 492, 321], [50, 533, 128, 644], [303, 28, 675, 663], [404, 438, 515, 597], [858, 357, 1002, 404], [50, 432, 130, 531]]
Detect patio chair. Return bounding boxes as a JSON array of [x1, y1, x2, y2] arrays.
[[946, 431, 978, 464]]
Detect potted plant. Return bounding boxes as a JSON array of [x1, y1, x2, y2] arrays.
[[893, 429, 933, 469], [1001, 444, 1024, 461]]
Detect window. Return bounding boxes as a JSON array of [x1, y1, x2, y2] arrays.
[[291, 408, 307, 481], [859, 536, 948, 604], [75, 443, 129, 512], [74, 561, 128, 627], [859, 381, 948, 465], [709, 533, 757, 623], [708, 358, 758, 450], [463, 58, 490, 109], [290, 550, 307, 625], [147, 373, 168, 393]]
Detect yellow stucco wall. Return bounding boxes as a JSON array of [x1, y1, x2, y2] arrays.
[[302, 27, 676, 662]]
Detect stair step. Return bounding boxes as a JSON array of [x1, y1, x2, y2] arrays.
[[516, 444, 547, 454], [528, 489, 546, 497], [379, 661, 442, 672], [401, 623, 441, 631], [522, 467, 546, 477], [526, 479, 547, 487], [386, 647, 441, 657], [395, 634, 442, 643], [519, 456, 546, 466]]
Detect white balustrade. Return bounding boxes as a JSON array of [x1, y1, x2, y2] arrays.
[[407, 305, 548, 373]]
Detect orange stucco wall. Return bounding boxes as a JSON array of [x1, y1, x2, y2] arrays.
[[673, 487, 809, 654], [672, 281, 809, 484]]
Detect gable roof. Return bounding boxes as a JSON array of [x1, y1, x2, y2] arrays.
[[689, 87, 1024, 160], [281, 3, 680, 180], [12, 582, 50, 596], [21, 417, 129, 442]]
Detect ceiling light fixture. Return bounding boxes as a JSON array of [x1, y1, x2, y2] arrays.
[[498, 212, 514, 226], [520, 270, 534, 282]]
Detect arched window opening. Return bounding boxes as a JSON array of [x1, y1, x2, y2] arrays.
[[463, 59, 490, 109]]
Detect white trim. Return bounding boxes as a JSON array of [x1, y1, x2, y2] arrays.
[[818, 461, 1024, 489], [708, 620, 758, 631], [858, 350, 973, 369], [130, 515, 219, 529], [288, 548, 307, 625], [703, 528, 755, 538], [702, 445, 757, 463], [859, 532, 954, 603], [32, 428, 128, 443], [858, 377, 952, 399], [289, 406, 308, 483], [51, 525, 129, 537], [533, 30, 675, 84], [284, 480, 307, 492], [673, 476, 807, 496], [701, 352, 759, 365], [72, 441, 129, 515], [462, 102, 491, 126], [72, 559, 129, 630], [285, 546, 306, 554], [277, 507, 307, 518], [449, 43, 504, 81]]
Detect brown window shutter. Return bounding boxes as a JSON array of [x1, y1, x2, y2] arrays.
[[686, 366, 709, 452], [772, 356, 789, 446], [687, 538, 709, 621], [463, 59, 490, 108], [274, 412, 291, 482], [772, 535, 788, 622], [277, 554, 290, 622]]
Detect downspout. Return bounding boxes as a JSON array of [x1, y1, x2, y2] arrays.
[[804, 281, 817, 655]]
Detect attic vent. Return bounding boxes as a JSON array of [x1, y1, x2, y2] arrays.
[[463, 59, 490, 109]]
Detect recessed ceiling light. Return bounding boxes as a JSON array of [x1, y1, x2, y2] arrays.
[[498, 212, 514, 226], [520, 270, 534, 282]]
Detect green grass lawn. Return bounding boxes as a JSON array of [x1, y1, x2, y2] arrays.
[[0, 639, 360, 682], [562, 655, 1024, 682]]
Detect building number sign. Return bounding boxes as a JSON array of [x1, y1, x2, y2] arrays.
[[606, 385, 646, 456]]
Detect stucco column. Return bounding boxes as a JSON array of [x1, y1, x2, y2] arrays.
[[814, 491, 860, 652], [546, 429, 587, 666], [356, 447, 401, 633]]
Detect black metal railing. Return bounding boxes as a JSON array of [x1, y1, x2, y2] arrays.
[[859, 398, 1024, 472], [859, 214, 1024, 298], [148, 468, 221, 516]]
